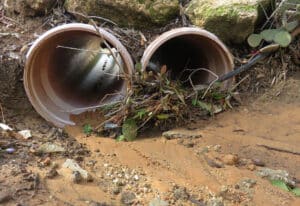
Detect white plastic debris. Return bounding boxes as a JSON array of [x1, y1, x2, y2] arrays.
[[0, 123, 13, 131], [62, 159, 93, 182], [18, 130, 32, 139]]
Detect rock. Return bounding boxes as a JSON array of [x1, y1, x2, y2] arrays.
[[18, 129, 32, 139], [4, 0, 59, 16], [238, 179, 257, 189], [206, 197, 224, 206], [162, 130, 202, 139], [120, 191, 136, 205], [0, 192, 12, 204], [173, 187, 189, 200], [64, 0, 179, 28], [41, 157, 51, 166], [257, 168, 296, 187], [252, 158, 265, 167], [204, 154, 224, 168], [59, 159, 93, 182], [247, 164, 256, 171], [112, 185, 121, 195], [185, 0, 273, 43], [36, 142, 66, 154], [221, 154, 239, 166], [149, 198, 169, 206]]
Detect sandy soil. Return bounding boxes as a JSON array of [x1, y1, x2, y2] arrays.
[[1, 1, 300, 205]]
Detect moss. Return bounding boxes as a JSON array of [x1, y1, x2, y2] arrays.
[[65, 0, 179, 28], [185, 0, 271, 43]]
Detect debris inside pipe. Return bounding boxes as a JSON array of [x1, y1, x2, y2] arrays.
[[24, 23, 133, 127]]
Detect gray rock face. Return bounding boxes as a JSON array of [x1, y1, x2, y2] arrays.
[[4, 0, 59, 16], [185, 0, 273, 44], [64, 0, 179, 28]]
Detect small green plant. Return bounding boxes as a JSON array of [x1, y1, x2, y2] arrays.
[[83, 124, 93, 135], [248, 0, 300, 48], [121, 118, 137, 141], [271, 180, 300, 197], [247, 21, 297, 47]]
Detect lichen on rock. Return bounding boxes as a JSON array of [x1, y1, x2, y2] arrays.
[[185, 0, 273, 44], [64, 0, 179, 28]]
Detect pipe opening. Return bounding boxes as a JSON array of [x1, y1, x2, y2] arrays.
[[48, 32, 123, 106], [25, 24, 133, 127], [142, 28, 233, 88]]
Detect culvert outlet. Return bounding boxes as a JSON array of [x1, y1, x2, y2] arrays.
[[24, 23, 133, 127], [141, 27, 234, 87]]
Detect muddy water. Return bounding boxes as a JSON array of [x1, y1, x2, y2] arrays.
[[43, 75, 300, 205]]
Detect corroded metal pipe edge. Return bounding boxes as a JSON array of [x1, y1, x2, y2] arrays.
[[141, 27, 234, 88], [24, 23, 134, 127]]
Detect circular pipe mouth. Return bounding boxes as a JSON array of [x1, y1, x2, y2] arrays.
[[24, 23, 134, 127], [141, 27, 234, 88]]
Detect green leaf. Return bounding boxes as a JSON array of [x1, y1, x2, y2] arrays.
[[292, 188, 300, 197], [285, 20, 299, 32], [261, 29, 279, 42], [212, 92, 225, 100], [271, 180, 290, 191], [122, 119, 137, 141], [135, 62, 142, 72], [156, 114, 169, 120], [274, 30, 292, 47], [83, 124, 93, 135], [197, 101, 212, 113], [116, 135, 126, 142], [133, 109, 147, 119], [192, 99, 198, 106], [247, 34, 263, 47]]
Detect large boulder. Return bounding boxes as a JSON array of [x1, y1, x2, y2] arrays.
[[185, 0, 273, 44], [4, 0, 59, 16], [64, 0, 179, 28]]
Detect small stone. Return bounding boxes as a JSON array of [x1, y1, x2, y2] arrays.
[[252, 158, 265, 167], [221, 154, 239, 166], [213, 145, 222, 152], [120, 191, 136, 205], [112, 186, 121, 195], [173, 187, 189, 200], [42, 157, 51, 166], [238, 179, 257, 189], [71, 171, 82, 183], [149, 198, 169, 206], [133, 175, 139, 181], [204, 155, 224, 168], [206, 197, 224, 206], [0, 192, 12, 204], [46, 168, 58, 179], [247, 164, 256, 171]]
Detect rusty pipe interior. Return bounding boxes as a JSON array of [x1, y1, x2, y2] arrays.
[[141, 27, 234, 88], [24, 23, 133, 127]]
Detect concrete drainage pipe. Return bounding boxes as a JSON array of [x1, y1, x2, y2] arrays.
[[141, 27, 234, 88], [24, 23, 134, 127]]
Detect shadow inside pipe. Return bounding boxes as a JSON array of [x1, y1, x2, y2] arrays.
[[146, 34, 228, 86], [46, 32, 124, 108]]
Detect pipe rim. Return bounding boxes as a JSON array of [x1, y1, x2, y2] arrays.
[[141, 27, 234, 87], [24, 23, 134, 127]]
